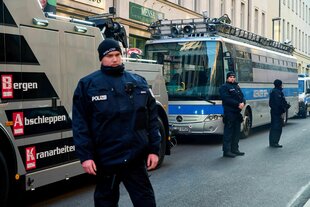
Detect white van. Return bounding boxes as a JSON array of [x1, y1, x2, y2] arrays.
[[298, 75, 310, 118]]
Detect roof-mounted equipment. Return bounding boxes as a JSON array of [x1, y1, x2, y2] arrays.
[[148, 14, 294, 54]]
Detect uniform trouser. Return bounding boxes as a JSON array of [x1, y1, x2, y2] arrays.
[[269, 112, 283, 145], [94, 161, 156, 207], [223, 118, 241, 153]]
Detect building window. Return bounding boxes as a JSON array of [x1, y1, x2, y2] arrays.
[[129, 35, 147, 56], [295, 27, 297, 49], [308, 36, 310, 54], [299, 29, 301, 50], [306, 5, 308, 23], [283, 0, 286, 5], [241, 2, 245, 29], [254, 8, 258, 34], [302, 31, 304, 52], [288, 0, 290, 8], [282, 19, 285, 41], [299, 0, 301, 17], [287, 22, 290, 40], [305, 34, 307, 54], [178, 0, 182, 6], [231, 0, 235, 24], [261, 12, 265, 36], [292, 0, 294, 11], [221, 0, 225, 15], [302, 2, 305, 19], [194, 0, 199, 12], [291, 25, 294, 45]]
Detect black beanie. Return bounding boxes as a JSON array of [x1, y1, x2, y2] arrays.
[[226, 71, 236, 79], [273, 79, 282, 88], [97, 39, 122, 61]]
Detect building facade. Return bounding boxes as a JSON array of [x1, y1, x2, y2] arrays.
[[56, 0, 205, 56], [280, 0, 310, 74]]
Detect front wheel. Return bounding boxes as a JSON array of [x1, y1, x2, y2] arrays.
[[0, 152, 9, 207], [299, 102, 307, 118], [157, 118, 166, 168]]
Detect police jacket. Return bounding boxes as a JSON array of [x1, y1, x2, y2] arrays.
[[219, 81, 245, 116], [269, 87, 288, 115], [72, 64, 161, 167]]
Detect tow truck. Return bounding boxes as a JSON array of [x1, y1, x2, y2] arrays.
[[0, 0, 171, 205]]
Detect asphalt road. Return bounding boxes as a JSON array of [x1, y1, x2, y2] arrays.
[[25, 117, 310, 207]]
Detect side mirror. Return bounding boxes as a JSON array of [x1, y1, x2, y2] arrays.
[[306, 88, 310, 94]]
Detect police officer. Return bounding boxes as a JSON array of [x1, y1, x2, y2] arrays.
[[219, 71, 246, 158], [72, 39, 161, 207], [269, 79, 289, 148]]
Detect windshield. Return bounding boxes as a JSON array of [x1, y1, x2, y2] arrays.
[[145, 41, 224, 101]]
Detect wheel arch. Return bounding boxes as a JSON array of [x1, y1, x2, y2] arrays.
[[240, 105, 253, 138], [0, 127, 17, 177], [156, 103, 169, 140], [244, 106, 252, 125], [156, 102, 170, 155]]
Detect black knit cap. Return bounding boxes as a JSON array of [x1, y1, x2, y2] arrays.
[[97, 39, 122, 61], [226, 71, 236, 79], [273, 79, 282, 88]]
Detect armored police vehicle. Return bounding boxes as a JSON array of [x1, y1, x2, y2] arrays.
[[0, 0, 171, 205]]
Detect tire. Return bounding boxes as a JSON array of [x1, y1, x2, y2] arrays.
[[0, 152, 9, 207], [241, 109, 252, 138], [157, 117, 166, 168]]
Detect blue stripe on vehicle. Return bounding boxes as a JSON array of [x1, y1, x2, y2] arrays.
[[241, 87, 297, 100], [168, 87, 297, 115], [169, 105, 224, 115]]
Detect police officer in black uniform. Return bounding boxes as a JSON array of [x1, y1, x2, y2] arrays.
[[72, 39, 160, 207], [220, 72, 246, 158], [269, 79, 289, 148]]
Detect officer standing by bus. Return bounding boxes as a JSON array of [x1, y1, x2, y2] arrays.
[[269, 79, 290, 148], [72, 39, 160, 207], [220, 71, 246, 158]]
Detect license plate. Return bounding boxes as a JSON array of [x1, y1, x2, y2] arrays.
[[173, 126, 189, 132]]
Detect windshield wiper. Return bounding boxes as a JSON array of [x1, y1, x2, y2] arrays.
[[205, 99, 216, 105], [196, 96, 216, 105]]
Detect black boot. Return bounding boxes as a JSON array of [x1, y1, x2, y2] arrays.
[[232, 150, 245, 156], [223, 151, 236, 158], [270, 144, 283, 148]]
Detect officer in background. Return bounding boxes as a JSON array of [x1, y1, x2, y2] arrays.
[[219, 71, 246, 158], [72, 39, 160, 207], [39, 0, 56, 14], [269, 79, 290, 148]]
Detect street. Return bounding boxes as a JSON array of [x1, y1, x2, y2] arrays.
[[25, 117, 310, 207]]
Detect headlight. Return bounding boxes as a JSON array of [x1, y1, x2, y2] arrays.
[[205, 115, 220, 121]]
